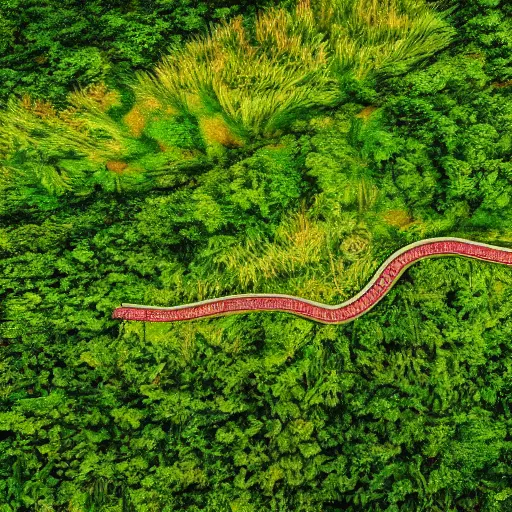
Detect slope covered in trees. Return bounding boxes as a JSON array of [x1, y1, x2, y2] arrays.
[[0, 0, 511, 510]]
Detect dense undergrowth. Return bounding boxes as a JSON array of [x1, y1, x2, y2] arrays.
[[0, 0, 281, 108], [1, 0, 512, 510]]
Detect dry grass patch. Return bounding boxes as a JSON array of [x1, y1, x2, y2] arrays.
[[198, 115, 244, 148], [356, 106, 378, 120], [82, 83, 121, 111], [383, 209, 414, 228], [106, 161, 128, 174], [123, 106, 147, 137]]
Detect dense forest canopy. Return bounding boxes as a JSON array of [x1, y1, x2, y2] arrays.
[[0, 0, 511, 510]]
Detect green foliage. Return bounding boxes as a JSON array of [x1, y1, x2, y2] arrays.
[[0, 0, 276, 107], [133, 8, 337, 140], [2, 202, 512, 510], [133, 0, 453, 140], [0, 0, 454, 205], [2, 0, 512, 510], [371, 52, 512, 231], [0, 87, 205, 213], [134, 135, 305, 252], [429, 0, 512, 81], [318, 0, 456, 80]]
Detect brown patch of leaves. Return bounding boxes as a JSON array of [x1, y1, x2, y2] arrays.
[[20, 95, 57, 119], [123, 106, 147, 137], [199, 116, 243, 147], [106, 161, 128, 174], [492, 80, 512, 89], [356, 105, 378, 120], [83, 83, 121, 111]]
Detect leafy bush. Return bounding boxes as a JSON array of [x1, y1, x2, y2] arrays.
[[376, 53, 512, 229], [1, 192, 512, 510], [0, 0, 277, 107], [428, 0, 512, 81]]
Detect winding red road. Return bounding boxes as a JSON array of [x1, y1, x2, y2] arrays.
[[112, 237, 512, 325]]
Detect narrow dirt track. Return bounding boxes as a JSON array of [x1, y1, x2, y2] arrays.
[[112, 237, 512, 324]]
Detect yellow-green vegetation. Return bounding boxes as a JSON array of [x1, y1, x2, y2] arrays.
[[1, 0, 512, 510], [0, 0, 454, 201], [134, 0, 454, 139]]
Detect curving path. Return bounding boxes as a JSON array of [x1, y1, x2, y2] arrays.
[[112, 237, 512, 325]]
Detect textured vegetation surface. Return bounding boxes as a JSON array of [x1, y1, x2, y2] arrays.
[[0, 0, 512, 510]]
